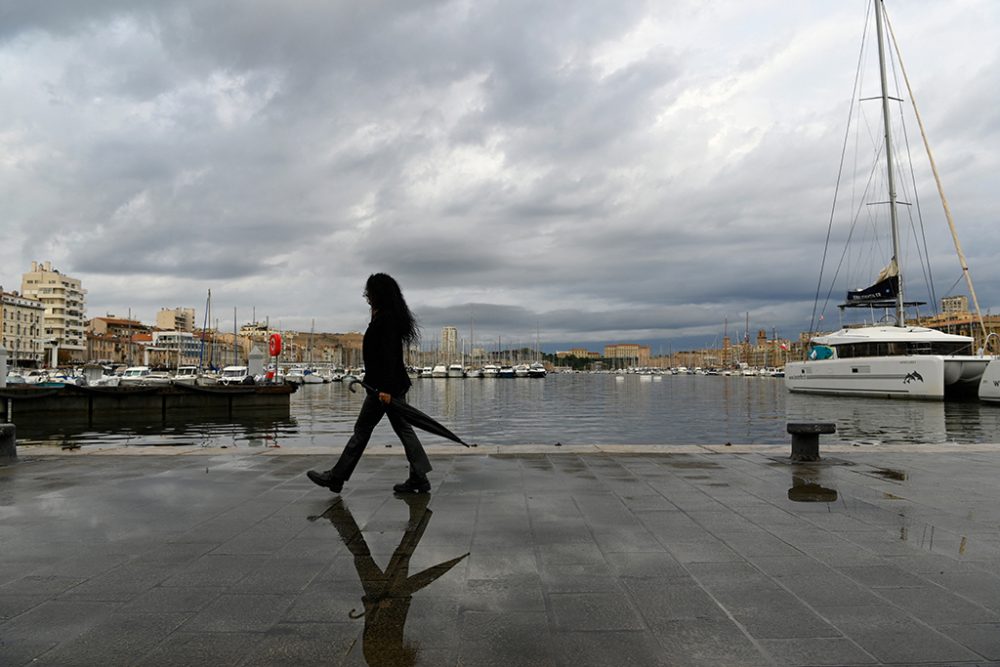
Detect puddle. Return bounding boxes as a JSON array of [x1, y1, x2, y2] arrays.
[[788, 482, 839, 503], [871, 468, 908, 481], [665, 461, 721, 470], [787, 473, 838, 503], [898, 523, 970, 557]]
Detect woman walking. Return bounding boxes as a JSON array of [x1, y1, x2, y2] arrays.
[[307, 273, 432, 494]]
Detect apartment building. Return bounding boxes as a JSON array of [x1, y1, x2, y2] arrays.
[[441, 326, 458, 360], [156, 307, 196, 332], [20, 261, 87, 363], [1, 288, 45, 366]]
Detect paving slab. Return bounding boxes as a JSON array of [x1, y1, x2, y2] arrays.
[[3, 446, 1000, 665]]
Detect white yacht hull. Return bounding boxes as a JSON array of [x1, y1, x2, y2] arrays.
[[785, 355, 988, 400], [978, 358, 1000, 402]]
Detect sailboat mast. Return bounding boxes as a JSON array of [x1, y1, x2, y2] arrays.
[[874, 0, 905, 326]]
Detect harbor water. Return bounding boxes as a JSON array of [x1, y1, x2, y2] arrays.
[[12, 373, 1000, 450]]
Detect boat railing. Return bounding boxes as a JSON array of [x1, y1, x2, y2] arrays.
[[981, 332, 1000, 357]]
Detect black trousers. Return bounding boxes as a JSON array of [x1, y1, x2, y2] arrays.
[[331, 391, 432, 481]]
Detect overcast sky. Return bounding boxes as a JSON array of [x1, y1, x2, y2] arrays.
[[2, 0, 998, 351]]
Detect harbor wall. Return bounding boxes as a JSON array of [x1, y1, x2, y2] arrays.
[[0, 384, 294, 420]]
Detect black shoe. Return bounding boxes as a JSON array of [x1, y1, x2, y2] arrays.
[[307, 469, 344, 493], [393, 476, 431, 494]]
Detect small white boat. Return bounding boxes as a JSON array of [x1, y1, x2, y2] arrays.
[[498, 366, 515, 378], [514, 364, 530, 377], [528, 362, 547, 378], [20, 369, 50, 385], [431, 365, 448, 378], [447, 364, 464, 378], [464, 367, 483, 378], [286, 366, 326, 384], [145, 371, 173, 385], [172, 366, 200, 385], [482, 364, 500, 377], [119, 366, 153, 386], [303, 369, 326, 384], [218, 366, 253, 386]]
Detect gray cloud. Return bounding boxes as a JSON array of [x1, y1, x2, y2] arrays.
[[2, 0, 998, 351]]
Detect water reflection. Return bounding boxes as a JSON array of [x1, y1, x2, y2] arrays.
[[13, 407, 293, 449], [787, 464, 839, 503], [309, 496, 468, 666], [15, 375, 1000, 448]]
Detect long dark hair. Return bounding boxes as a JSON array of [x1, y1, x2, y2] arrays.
[[365, 273, 420, 345]]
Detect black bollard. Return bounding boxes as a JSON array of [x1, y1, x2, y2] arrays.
[[786, 422, 836, 462]]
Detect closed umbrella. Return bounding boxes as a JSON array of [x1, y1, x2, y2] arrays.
[[349, 379, 473, 447]]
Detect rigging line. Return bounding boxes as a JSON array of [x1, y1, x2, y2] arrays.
[[944, 273, 964, 297], [811, 1, 873, 333], [821, 136, 884, 319], [884, 6, 987, 341], [886, 32, 937, 315]]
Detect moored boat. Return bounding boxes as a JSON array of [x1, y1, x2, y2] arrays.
[[217, 366, 253, 386], [785, 1, 989, 401]]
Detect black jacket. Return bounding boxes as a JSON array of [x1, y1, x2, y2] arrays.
[[362, 313, 412, 397]]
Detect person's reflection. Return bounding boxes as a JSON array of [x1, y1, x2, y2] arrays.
[[309, 495, 469, 666]]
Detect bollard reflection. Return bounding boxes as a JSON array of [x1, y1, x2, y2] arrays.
[[310, 495, 468, 666], [787, 466, 839, 503]]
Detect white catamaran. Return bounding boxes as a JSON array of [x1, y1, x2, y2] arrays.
[[785, 0, 989, 400]]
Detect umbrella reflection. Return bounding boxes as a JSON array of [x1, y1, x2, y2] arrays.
[[310, 496, 468, 666]]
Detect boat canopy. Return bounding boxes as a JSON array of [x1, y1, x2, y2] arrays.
[[808, 326, 974, 359], [812, 326, 972, 346]]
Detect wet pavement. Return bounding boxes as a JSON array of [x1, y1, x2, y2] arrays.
[[2, 445, 1000, 666]]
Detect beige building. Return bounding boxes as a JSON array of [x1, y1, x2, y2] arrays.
[[1, 288, 46, 366], [604, 343, 651, 366], [86, 317, 151, 365], [156, 307, 196, 332], [20, 261, 87, 363], [88, 316, 150, 337], [441, 326, 459, 360], [556, 347, 600, 359]]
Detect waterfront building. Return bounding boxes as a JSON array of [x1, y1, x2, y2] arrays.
[[86, 316, 151, 365], [0, 288, 45, 367], [441, 326, 458, 360], [156, 307, 196, 332], [604, 343, 651, 367], [152, 331, 201, 366], [88, 316, 150, 337], [20, 261, 87, 363], [918, 296, 1000, 352], [86, 332, 124, 365], [556, 347, 600, 359]]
